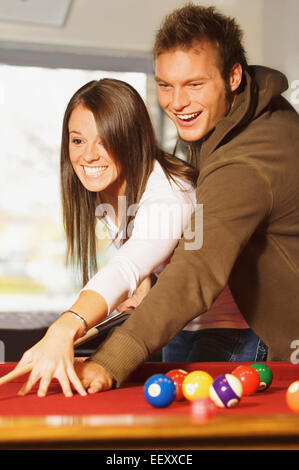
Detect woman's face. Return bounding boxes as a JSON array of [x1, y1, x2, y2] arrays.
[[68, 104, 124, 196]]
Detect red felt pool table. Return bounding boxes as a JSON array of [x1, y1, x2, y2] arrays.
[[0, 361, 298, 450]]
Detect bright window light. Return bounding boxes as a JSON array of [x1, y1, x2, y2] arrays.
[[0, 64, 147, 311]]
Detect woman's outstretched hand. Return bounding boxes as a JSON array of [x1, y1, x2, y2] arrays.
[[15, 314, 88, 398]]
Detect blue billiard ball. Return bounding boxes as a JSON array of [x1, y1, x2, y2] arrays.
[[144, 374, 176, 408], [209, 374, 243, 408]]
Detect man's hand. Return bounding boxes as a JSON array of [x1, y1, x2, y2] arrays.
[[74, 359, 114, 393]]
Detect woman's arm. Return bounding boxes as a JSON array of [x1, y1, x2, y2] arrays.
[[15, 289, 108, 397], [16, 167, 195, 397], [81, 168, 195, 315]]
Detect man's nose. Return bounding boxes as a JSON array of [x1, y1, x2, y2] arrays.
[[171, 87, 190, 110]]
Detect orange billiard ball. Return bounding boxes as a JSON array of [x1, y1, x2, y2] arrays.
[[286, 380, 299, 413]]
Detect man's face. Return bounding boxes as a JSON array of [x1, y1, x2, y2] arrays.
[[155, 41, 231, 142]]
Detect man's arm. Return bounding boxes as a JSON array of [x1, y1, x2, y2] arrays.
[[90, 162, 272, 385]]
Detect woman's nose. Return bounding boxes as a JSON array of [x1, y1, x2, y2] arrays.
[[83, 143, 100, 162]]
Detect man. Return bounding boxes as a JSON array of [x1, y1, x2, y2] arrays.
[[76, 3, 299, 391]]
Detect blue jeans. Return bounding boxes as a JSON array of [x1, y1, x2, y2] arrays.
[[162, 328, 268, 362]]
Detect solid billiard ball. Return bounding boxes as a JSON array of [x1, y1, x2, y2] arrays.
[[232, 365, 260, 396], [250, 363, 273, 391], [182, 370, 213, 401], [209, 374, 243, 408], [286, 380, 299, 413], [166, 369, 188, 401], [144, 374, 176, 408]]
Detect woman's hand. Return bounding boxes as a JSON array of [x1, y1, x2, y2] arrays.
[[15, 315, 88, 398], [74, 359, 114, 393], [117, 275, 152, 312]]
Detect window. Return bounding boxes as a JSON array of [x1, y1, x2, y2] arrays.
[[0, 63, 148, 311]]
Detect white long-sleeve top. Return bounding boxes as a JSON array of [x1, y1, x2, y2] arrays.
[[82, 161, 195, 312], [82, 160, 249, 330]]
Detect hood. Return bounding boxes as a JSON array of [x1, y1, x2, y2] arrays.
[[194, 66, 289, 163], [249, 65, 289, 118]]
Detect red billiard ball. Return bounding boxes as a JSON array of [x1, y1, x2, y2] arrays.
[[286, 380, 299, 413], [232, 365, 260, 396], [166, 369, 188, 401]]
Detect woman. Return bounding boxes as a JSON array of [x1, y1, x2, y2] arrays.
[[15, 78, 198, 397]]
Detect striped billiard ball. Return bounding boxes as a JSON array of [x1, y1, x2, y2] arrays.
[[209, 374, 243, 408]]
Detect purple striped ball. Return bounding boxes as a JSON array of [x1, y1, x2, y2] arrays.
[[209, 374, 243, 408]]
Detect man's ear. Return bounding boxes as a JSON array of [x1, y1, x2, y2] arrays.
[[229, 63, 243, 92]]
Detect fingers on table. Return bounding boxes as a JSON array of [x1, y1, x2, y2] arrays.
[[18, 363, 88, 398], [65, 365, 87, 397], [18, 367, 45, 397], [80, 372, 113, 394], [75, 363, 113, 394], [37, 370, 55, 397], [86, 377, 111, 394]]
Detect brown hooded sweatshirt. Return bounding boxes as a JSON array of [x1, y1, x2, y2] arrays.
[[91, 66, 299, 385]]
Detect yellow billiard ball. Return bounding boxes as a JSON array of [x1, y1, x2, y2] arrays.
[[182, 370, 213, 401]]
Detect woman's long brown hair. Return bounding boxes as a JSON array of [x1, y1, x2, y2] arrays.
[[60, 78, 198, 286]]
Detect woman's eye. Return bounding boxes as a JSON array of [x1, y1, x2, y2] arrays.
[[71, 138, 82, 144]]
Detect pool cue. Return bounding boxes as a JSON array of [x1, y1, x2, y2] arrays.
[[74, 309, 130, 347], [0, 310, 130, 387]]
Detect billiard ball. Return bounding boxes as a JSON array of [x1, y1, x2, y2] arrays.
[[144, 374, 176, 408], [190, 398, 216, 423], [250, 363, 273, 391], [182, 370, 213, 401], [286, 380, 299, 413], [166, 369, 188, 401], [232, 365, 260, 396], [209, 374, 243, 408]]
